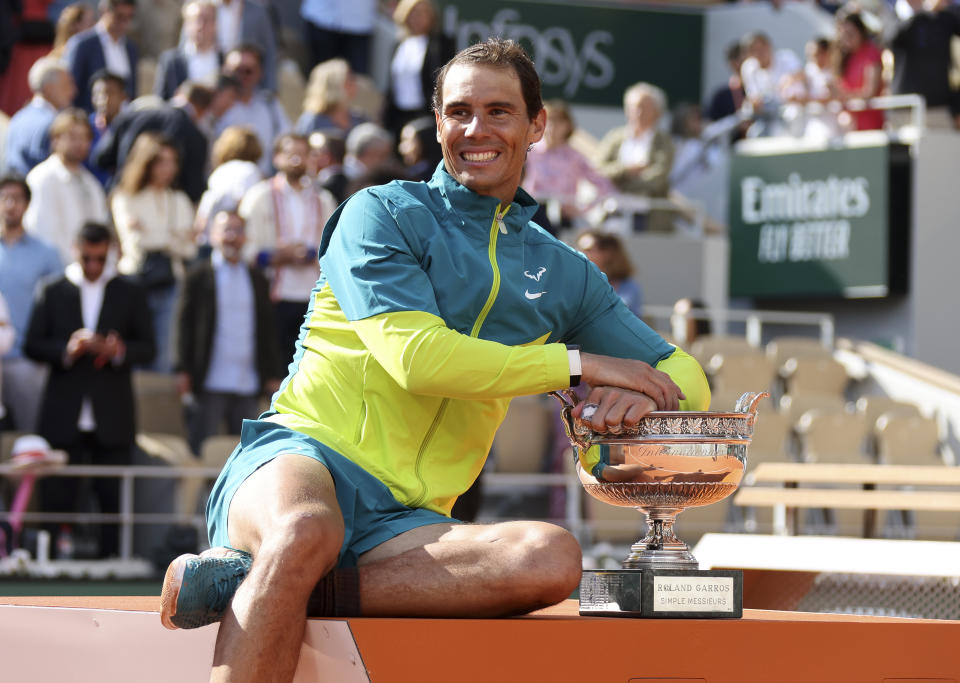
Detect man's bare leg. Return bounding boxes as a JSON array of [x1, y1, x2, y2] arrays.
[[355, 520, 582, 617], [211, 453, 582, 682], [211, 453, 345, 683]]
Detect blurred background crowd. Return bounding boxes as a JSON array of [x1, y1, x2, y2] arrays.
[[0, 0, 957, 566]]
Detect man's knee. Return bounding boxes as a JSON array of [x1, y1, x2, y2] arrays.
[[510, 523, 582, 602], [259, 510, 345, 578]]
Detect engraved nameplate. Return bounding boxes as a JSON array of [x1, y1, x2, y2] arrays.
[[652, 575, 735, 613], [579, 570, 643, 615]]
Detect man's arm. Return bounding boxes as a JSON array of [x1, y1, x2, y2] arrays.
[[171, 267, 199, 378], [24, 283, 69, 367], [351, 310, 570, 399], [324, 191, 693, 408], [91, 111, 124, 171]]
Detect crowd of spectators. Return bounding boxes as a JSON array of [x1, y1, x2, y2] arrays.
[[0, 0, 957, 559], [705, 1, 960, 140]]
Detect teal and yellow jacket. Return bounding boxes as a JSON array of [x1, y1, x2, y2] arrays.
[[265, 163, 709, 515]]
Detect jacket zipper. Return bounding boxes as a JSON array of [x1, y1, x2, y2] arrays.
[[409, 203, 510, 507]]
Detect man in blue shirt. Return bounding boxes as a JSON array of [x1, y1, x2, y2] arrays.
[[3, 58, 76, 177], [174, 211, 284, 455], [0, 175, 63, 431]]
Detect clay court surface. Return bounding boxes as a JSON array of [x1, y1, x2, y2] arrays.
[[2, 596, 959, 682]]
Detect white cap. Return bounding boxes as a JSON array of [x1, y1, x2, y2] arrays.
[[10, 435, 68, 472]]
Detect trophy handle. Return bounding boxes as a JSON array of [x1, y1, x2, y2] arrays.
[[733, 391, 770, 427], [548, 390, 593, 451]]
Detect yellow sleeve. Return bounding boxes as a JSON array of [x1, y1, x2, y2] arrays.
[[655, 346, 711, 411], [351, 310, 571, 399]]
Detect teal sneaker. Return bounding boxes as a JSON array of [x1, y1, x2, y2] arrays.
[[160, 548, 253, 630]]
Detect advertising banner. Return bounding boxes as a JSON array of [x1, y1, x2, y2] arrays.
[[728, 144, 910, 299], [439, 1, 704, 108]]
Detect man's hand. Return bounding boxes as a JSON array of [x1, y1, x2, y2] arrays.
[[580, 352, 684, 411], [175, 372, 192, 396], [94, 331, 125, 368], [66, 328, 97, 360], [572, 386, 657, 433]]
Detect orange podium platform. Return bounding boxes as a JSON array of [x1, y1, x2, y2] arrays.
[[2, 596, 959, 682]]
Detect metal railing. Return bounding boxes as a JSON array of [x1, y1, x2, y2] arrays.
[[1, 465, 590, 560], [643, 305, 835, 349], [0, 464, 221, 561]]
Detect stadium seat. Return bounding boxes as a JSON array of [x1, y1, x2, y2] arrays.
[[874, 414, 957, 540], [766, 336, 833, 367], [689, 334, 756, 366], [491, 395, 552, 473], [133, 371, 188, 439], [739, 411, 794, 534], [779, 393, 850, 425], [748, 411, 794, 466], [706, 350, 776, 396], [855, 396, 922, 432], [780, 356, 849, 397], [795, 409, 871, 535], [875, 414, 942, 466], [795, 410, 870, 464]]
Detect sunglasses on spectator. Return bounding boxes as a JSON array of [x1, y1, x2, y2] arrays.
[[81, 255, 108, 264]]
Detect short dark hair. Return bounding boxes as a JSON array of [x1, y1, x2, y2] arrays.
[[725, 41, 743, 64], [229, 42, 264, 66], [101, 0, 136, 11], [273, 132, 310, 156], [90, 69, 127, 91], [0, 174, 30, 203], [812, 36, 832, 52], [77, 221, 112, 245], [309, 130, 346, 164], [177, 81, 215, 110], [432, 38, 543, 121]]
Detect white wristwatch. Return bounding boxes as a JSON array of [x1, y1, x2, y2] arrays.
[[566, 344, 582, 387]]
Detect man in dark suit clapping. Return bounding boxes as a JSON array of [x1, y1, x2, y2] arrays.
[[24, 221, 155, 558]]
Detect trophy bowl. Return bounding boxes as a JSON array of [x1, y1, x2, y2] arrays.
[[553, 390, 768, 571]]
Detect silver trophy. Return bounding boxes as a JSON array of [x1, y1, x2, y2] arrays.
[[552, 390, 767, 617]]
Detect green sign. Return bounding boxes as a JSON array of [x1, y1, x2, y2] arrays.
[[438, 1, 704, 108], [728, 144, 910, 299]]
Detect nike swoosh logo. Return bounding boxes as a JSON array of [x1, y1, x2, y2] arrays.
[[525, 290, 546, 300]]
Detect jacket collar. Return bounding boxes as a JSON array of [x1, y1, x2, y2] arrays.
[[428, 162, 539, 235]]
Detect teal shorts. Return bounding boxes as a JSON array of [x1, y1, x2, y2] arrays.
[[206, 419, 459, 568]]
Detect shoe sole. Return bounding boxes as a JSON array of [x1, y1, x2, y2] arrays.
[[159, 553, 193, 630]]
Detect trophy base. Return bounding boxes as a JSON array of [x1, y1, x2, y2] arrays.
[[579, 569, 743, 618]]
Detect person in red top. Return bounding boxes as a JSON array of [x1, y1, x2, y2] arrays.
[[836, 11, 883, 131]]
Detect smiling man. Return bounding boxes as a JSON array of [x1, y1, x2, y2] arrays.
[[159, 38, 709, 683]]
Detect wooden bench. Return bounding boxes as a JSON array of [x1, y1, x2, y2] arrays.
[[734, 463, 960, 536]]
